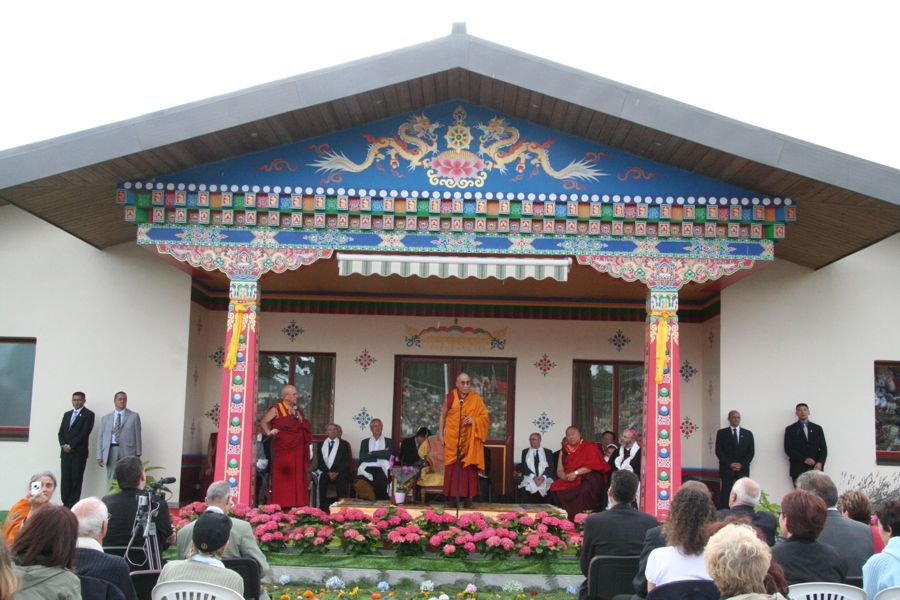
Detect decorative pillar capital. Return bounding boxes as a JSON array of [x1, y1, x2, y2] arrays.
[[647, 289, 679, 312], [576, 255, 755, 290], [154, 242, 332, 279]]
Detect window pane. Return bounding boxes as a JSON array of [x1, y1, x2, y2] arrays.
[[257, 354, 291, 420], [294, 355, 334, 434], [0, 339, 36, 440], [875, 363, 900, 452], [619, 364, 644, 434], [399, 361, 449, 438], [461, 362, 509, 439], [573, 363, 613, 440]]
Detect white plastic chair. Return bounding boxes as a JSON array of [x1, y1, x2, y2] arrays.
[[152, 580, 244, 600], [788, 581, 867, 600], [875, 586, 900, 600]]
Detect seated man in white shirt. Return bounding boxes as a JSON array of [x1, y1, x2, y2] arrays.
[[357, 418, 393, 500], [518, 432, 554, 502]]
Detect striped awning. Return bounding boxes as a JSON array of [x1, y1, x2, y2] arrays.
[[337, 253, 572, 281]]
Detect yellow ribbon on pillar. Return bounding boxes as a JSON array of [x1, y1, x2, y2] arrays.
[[224, 302, 255, 370], [651, 311, 675, 384]]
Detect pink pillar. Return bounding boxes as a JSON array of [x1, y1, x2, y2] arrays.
[[214, 280, 259, 506], [641, 289, 682, 521]]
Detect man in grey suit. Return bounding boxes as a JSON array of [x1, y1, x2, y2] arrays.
[[97, 391, 142, 480], [796, 471, 874, 579], [177, 480, 272, 600]]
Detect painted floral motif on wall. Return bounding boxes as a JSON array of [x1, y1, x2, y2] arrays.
[[680, 360, 698, 382], [204, 404, 220, 426], [355, 349, 376, 372], [609, 329, 631, 352], [680, 416, 698, 439], [533, 354, 557, 377], [532, 412, 556, 435], [353, 407, 373, 430], [209, 346, 225, 367], [282, 319, 304, 342]]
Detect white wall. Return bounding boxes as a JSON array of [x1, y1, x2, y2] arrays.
[[0, 205, 192, 508], [721, 233, 900, 503]]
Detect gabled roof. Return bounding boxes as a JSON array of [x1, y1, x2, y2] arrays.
[[0, 23, 897, 268]]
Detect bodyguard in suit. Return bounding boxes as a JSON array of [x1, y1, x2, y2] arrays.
[[177, 481, 272, 600], [58, 391, 95, 507], [714, 410, 755, 508], [97, 391, 142, 481], [796, 471, 873, 579], [316, 423, 351, 511], [784, 403, 827, 483], [579, 470, 657, 600], [71, 497, 137, 600]]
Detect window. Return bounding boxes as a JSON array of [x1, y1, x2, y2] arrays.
[[875, 361, 900, 463], [258, 353, 335, 434], [572, 361, 643, 441], [0, 338, 37, 441]]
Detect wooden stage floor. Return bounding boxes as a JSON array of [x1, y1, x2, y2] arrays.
[[330, 499, 565, 518]]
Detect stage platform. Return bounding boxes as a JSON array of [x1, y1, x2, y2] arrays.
[[329, 499, 565, 519]]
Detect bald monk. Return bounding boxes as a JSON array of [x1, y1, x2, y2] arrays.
[[260, 384, 312, 507], [440, 373, 490, 508]]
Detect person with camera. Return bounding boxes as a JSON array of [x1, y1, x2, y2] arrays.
[[101, 457, 174, 552], [2, 471, 57, 546]]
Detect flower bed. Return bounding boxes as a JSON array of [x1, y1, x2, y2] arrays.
[[266, 577, 580, 600], [174, 503, 585, 560]]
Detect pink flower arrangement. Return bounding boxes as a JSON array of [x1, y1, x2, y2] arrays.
[[414, 509, 458, 534], [288, 523, 334, 554], [384, 523, 426, 556]]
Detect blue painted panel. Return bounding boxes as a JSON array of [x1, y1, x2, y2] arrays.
[[149, 101, 766, 200]]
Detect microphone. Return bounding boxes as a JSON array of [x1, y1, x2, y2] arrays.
[[155, 477, 177, 485]]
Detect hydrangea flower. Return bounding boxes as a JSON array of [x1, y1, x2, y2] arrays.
[[377, 581, 390, 592], [566, 585, 579, 595], [464, 583, 477, 593], [325, 576, 346, 591], [501, 581, 524, 593], [420, 580, 435, 593]]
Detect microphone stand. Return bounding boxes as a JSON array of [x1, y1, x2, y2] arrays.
[[455, 395, 464, 518]]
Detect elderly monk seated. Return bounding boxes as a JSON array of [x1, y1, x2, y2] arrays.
[[417, 434, 445, 490], [549, 425, 611, 520]]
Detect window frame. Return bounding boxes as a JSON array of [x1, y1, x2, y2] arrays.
[[257, 350, 336, 438], [571, 359, 644, 441], [0, 337, 37, 441]]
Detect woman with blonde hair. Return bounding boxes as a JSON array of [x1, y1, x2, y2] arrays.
[[705, 522, 787, 599], [0, 536, 19, 600]]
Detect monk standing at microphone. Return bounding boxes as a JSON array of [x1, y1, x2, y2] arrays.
[[440, 373, 490, 508]]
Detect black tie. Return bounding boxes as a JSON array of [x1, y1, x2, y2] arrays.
[[733, 428, 738, 443], [624, 447, 631, 460], [328, 440, 334, 453], [534, 449, 539, 463]]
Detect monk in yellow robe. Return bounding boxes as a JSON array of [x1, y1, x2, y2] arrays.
[[440, 372, 490, 508]]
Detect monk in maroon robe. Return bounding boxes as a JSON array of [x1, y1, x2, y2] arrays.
[[260, 384, 312, 508], [550, 425, 611, 519]]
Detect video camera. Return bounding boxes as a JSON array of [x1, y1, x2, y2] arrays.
[[129, 475, 176, 570]]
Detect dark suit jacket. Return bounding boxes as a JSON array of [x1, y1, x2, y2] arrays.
[[714, 426, 754, 476], [359, 437, 393, 463], [101, 488, 173, 550], [633, 525, 667, 597], [59, 408, 96, 456], [817, 509, 875, 579], [520, 448, 555, 478], [317, 438, 352, 478], [399, 437, 422, 466], [784, 420, 827, 478], [74, 547, 137, 600], [717, 504, 777, 546], [610, 445, 642, 477], [579, 504, 658, 599], [772, 537, 847, 584]]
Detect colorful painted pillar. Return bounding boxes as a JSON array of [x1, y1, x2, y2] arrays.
[[641, 288, 681, 520], [214, 279, 260, 506]]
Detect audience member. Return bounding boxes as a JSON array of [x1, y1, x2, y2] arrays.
[[400, 427, 429, 466], [357, 418, 393, 500], [0, 536, 19, 600], [579, 470, 657, 600], [715, 410, 755, 508], [58, 391, 95, 508], [260, 384, 312, 508], [158, 512, 243, 596], [518, 432, 555, 502], [706, 517, 790, 597], [783, 403, 826, 484], [840, 490, 885, 553], [644, 484, 716, 591], [705, 523, 787, 600], [71, 497, 137, 600], [2, 471, 56, 546], [97, 391, 142, 481], [863, 499, 900, 599], [795, 471, 873, 578], [550, 426, 611, 520], [10, 504, 81, 600], [717, 477, 778, 546], [102, 456, 174, 550], [314, 423, 351, 511], [771, 489, 847, 584], [176, 481, 272, 600]]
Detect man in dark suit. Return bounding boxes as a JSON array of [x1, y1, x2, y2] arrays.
[[519, 432, 555, 502], [72, 496, 137, 600], [102, 456, 174, 551], [400, 427, 429, 466], [714, 410, 755, 508], [717, 477, 777, 546], [580, 470, 657, 600], [316, 423, 351, 511], [58, 391, 95, 507], [796, 471, 873, 578], [784, 403, 827, 484], [610, 429, 641, 477]]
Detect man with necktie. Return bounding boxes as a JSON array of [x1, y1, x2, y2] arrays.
[[58, 391, 95, 507], [97, 391, 142, 481], [784, 402, 827, 484], [714, 410, 755, 508]]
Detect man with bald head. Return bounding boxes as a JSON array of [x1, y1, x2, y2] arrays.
[[715, 409, 755, 508], [716, 477, 777, 546], [72, 496, 137, 599], [260, 384, 312, 507]]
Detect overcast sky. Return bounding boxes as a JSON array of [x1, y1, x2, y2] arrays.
[[2, 0, 897, 170]]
